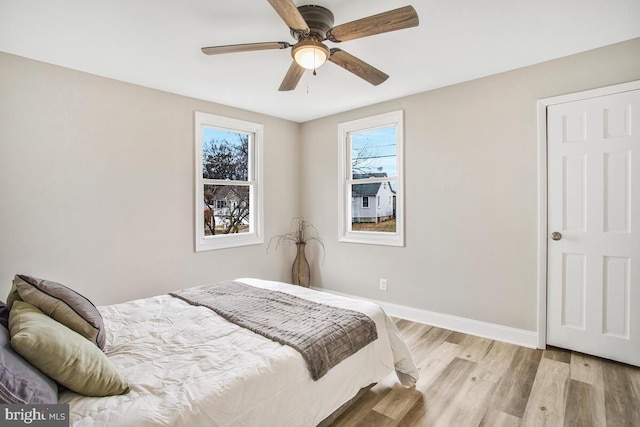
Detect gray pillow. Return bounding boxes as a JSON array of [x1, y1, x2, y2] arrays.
[[6, 284, 22, 310], [0, 322, 58, 404], [0, 301, 8, 329], [13, 275, 106, 349]]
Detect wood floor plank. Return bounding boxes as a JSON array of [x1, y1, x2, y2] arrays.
[[457, 334, 494, 363], [544, 346, 572, 364], [432, 367, 498, 427], [372, 384, 422, 420], [402, 357, 477, 425], [413, 341, 463, 392], [409, 326, 457, 362], [330, 391, 383, 427], [570, 352, 604, 386], [354, 410, 396, 427], [399, 396, 429, 426], [475, 340, 519, 383], [331, 375, 397, 426], [445, 330, 466, 344], [602, 361, 640, 427], [395, 317, 432, 343], [419, 326, 455, 349], [568, 352, 607, 426], [479, 408, 522, 427], [431, 341, 519, 426], [489, 346, 543, 418], [630, 365, 640, 412], [521, 357, 571, 427], [563, 379, 606, 427]]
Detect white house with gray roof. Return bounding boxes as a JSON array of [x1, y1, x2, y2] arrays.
[[351, 173, 396, 223]]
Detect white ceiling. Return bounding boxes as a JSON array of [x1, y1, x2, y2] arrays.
[[1, 0, 639, 123]]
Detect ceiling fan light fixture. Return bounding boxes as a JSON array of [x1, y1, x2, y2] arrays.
[[292, 39, 330, 70]]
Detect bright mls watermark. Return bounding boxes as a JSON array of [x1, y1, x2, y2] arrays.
[[1, 405, 68, 426]]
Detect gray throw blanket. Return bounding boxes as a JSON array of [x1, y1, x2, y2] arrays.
[[170, 281, 378, 380]]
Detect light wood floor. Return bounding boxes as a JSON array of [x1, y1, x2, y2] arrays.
[[331, 318, 640, 427]]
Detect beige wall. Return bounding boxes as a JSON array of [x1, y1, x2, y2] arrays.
[[0, 52, 299, 305], [1, 38, 639, 331], [300, 38, 640, 332]]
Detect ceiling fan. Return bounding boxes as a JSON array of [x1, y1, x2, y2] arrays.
[[201, 0, 419, 91]]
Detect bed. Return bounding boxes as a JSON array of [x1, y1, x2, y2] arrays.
[[3, 277, 418, 426]]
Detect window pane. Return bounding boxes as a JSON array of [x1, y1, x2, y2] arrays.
[[339, 110, 403, 246], [203, 185, 250, 235], [202, 127, 249, 180], [351, 183, 396, 233], [351, 126, 396, 179]]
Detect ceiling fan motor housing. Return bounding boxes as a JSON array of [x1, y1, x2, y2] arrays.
[[291, 5, 335, 40]]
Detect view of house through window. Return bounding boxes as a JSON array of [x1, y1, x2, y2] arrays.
[[195, 112, 263, 251], [350, 125, 398, 233], [338, 110, 404, 246], [202, 127, 250, 236]]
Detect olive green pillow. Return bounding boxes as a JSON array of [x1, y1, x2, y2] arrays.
[[9, 301, 129, 397], [11, 275, 106, 349]]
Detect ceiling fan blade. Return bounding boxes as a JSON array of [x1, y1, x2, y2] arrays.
[[327, 5, 419, 42], [279, 61, 305, 91], [266, 0, 310, 34], [329, 48, 389, 86], [201, 42, 291, 55]]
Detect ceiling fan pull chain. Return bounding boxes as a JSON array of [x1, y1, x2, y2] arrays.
[[311, 37, 320, 76], [313, 39, 318, 75]]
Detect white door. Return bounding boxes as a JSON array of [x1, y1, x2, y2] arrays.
[[547, 88, 640, 366]]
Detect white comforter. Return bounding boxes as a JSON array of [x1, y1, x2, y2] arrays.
[[61, 278, 419, 426]]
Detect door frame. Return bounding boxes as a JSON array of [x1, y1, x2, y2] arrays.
[[536, 80, 640, 349]]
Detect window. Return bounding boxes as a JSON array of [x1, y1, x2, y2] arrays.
[[338, 110, 404, 246], [195, 112, 263, 251]]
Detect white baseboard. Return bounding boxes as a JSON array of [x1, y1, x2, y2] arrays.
[[311, 287, 539, 349]]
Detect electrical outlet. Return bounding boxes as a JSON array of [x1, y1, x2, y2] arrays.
[[379, 278, 388, 291]]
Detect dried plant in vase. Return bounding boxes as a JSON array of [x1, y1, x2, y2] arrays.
[[268, 217, 325, 287]]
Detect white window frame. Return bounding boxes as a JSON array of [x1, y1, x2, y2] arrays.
[[338, 110, 404, 246], [195, 112, 264, 251]]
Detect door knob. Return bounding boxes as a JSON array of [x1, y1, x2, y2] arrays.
[[550, 231, 562, 241]]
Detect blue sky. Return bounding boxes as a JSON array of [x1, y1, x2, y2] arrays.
[[351, 126, 397, 177], [203, 126, 247, 147]]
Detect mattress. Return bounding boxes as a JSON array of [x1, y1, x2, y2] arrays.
[[60, 278, 419, 426]]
